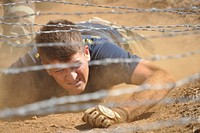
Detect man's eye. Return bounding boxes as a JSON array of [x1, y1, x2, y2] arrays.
[[54, 69, 64, 74], [72, 62, 82, 69]]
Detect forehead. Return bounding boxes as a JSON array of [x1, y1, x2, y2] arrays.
[[48, 52, 85, 65]]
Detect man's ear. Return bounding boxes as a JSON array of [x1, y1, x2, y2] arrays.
[[84, 45, 91, 61]]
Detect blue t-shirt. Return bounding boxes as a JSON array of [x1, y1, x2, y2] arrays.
[[83, 36, 140, 92]]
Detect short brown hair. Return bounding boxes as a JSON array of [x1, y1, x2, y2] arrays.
[[36, 19, 83, 63]]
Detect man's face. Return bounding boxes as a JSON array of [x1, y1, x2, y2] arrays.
[[46, 46, 90, 95]]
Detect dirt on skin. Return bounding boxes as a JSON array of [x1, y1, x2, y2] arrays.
[[0, 0, 200, 132]]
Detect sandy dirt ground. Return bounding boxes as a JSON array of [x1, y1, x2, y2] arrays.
[[0, 0, 200, 132]]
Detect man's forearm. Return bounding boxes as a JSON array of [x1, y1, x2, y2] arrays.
[[122, 70, 176, 121]]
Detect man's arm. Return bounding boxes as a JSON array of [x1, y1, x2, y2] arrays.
[[123, 59, 176, 121], [82, 59, 175, 128]]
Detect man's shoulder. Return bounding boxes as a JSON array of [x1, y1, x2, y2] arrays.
[[10, 48, 41, 68], [78, 22, 124, 44]]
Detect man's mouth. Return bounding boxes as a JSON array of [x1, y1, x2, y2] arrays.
[[67, 77, 82, 86]]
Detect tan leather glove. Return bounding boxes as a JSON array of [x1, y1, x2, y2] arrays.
[[82, 105, 128, 128]]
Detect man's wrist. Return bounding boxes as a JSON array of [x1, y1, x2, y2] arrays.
[[113, 107, 130, 122]]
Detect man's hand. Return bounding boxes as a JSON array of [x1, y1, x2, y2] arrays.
[[82, 105, 128, 128]]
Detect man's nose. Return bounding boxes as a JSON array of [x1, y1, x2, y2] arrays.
[[65, 71, 78, 82]]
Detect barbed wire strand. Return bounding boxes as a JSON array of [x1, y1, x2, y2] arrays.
[[25, 87, 200, 116], [0, 28, 200, 40], [1, 8, 199, 21], [0, 22, 199, 35], [0, 72, 199, 118], [1, 49, 200, 74], [0, 0, 199, 15], [1, 26, 200, 47], [0, 21, 199, 32]]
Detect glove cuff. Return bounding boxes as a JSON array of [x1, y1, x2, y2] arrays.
[[113, 107, 129, 122]]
